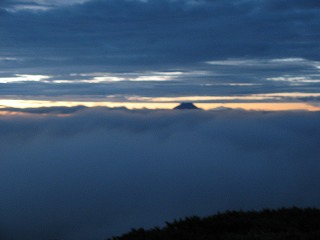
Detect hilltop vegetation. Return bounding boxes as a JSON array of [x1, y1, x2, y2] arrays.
[[108, 208, 320, 240]]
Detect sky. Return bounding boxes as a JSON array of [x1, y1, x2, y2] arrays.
[[1, 0, 320, 110], [1, 2, 320, 239]]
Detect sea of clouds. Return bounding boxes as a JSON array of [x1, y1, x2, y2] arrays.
[[1, 107, 320, 240]]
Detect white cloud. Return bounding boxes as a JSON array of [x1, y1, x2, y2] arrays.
[[0, 57, 19, 61], [267, 76, 320, 83], [270, 58, 306, 63], [0, 74, 50, 83], [54, 72, 181, 83], [206, 58, 319, 68], [5, 0, 92, 12], [206, 59, 261, 66]]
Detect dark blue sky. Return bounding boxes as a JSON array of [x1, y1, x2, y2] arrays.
[[0, 0, 320, 106]]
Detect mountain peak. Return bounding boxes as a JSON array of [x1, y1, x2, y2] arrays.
[[173, 102, 200, 110]]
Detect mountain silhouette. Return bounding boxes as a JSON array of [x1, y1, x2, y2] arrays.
[[174, 102, 200, 110]]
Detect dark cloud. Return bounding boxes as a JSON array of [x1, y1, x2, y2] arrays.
[[1, 0, 320, 102], [1, 0, 320, 70], [263, 0, 320, 10], [1, 105, 88, 114], [1, 108, 320, 240]]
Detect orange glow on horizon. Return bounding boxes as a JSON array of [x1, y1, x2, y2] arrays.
[[197, 103, 320, 111], [0, 99, 319, 112]]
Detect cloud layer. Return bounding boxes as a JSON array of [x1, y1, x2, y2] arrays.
[[1, 108, 320, 240], [1, 0, 320, 102]]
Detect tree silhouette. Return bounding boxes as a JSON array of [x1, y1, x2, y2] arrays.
[[107, 207, 320, 240]]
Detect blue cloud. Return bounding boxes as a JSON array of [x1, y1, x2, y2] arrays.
[[0, 0, 320, 101], [1, 0, 319, 65], [1, 108, 320, 240]]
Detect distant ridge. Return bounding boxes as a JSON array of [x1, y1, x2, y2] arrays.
[[173, 102, 200, 110]]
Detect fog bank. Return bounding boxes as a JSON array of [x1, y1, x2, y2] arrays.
[[1, 108, 320, 240]]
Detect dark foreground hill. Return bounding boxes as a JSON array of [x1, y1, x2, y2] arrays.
[[108, 207, 320, 240]]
